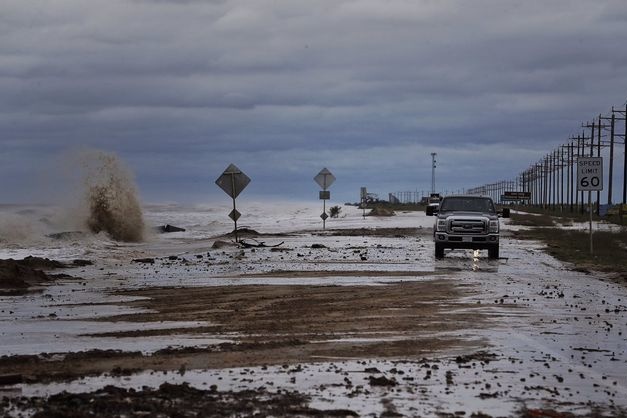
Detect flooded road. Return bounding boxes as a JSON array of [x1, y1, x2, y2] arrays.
[[1, 204, 626, 416]]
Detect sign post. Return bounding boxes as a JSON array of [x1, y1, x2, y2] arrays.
[[215, 163, 251, 243], [314, 168, 336, 230], [360, 187, 367, 219], [577, 157, 603, 255]]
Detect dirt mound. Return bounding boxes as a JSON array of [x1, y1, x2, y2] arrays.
[[0, 257, 69, 293], [0, 260, 52, 292], [367, 207, 396, 216], [222, 227, 259, 237], [15, 256, 65, 269], [212, 240, 238, 249]]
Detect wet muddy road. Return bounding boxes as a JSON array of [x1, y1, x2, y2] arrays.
[[2, 214, 627, 417]]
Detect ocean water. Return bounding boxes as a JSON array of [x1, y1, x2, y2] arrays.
[[0, 201, 434, 261]]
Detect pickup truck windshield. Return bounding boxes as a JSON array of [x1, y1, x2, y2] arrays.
[[439, 197, 495, 213]]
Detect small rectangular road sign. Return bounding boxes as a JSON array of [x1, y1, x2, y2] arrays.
[[577, 157, 603, 191], [502, 191, 531, 201]]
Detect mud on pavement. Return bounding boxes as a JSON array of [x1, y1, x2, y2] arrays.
[[2, 216, 627, 417]]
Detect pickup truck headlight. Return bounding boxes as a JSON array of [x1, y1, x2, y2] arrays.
[[436, 219, 447, 232], [489, 220, 499, 233]]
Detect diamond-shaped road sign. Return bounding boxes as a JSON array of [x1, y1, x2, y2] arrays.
[[229, 209, 241, 222], [314, 168, 336, 190], [215, 164, 251, 199], [320, 212, 329, 221]]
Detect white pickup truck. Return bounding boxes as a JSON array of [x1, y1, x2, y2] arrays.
[[426, 195, 509, 259]]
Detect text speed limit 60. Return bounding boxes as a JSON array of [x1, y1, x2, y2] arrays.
[[577, 157, 603, 191]]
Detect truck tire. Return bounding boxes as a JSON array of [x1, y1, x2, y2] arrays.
[[435, 243, 445, 259], [488, 245, 499, 259]]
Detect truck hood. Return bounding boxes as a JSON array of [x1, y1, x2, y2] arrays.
[[437, 212, 497, 220]]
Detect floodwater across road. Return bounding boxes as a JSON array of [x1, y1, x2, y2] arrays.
[[1, 204, 626, 416]]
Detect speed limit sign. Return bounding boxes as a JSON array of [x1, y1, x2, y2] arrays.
[[577, 157, 603, 191]]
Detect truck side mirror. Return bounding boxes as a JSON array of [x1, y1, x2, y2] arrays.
[[501, 208, 510, 218], [426, 205, 435, 216]]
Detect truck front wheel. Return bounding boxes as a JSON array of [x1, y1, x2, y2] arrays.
[[488, 245, 499, 259], [435, 243, 445, 259]]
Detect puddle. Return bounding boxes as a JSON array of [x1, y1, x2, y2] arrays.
[[0, 280, 229, 355]]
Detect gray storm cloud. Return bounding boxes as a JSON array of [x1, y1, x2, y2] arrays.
[[1, 0, 627, 202]]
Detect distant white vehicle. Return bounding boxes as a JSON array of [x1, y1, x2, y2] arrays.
[[426, 202, 440, 212]]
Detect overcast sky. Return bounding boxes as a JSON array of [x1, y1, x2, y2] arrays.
[[2, 0, 627, 204]]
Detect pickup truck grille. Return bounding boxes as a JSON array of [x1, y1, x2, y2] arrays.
[[449, 219, 486, 234]]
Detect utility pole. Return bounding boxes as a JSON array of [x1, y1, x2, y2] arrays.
[[543, 157, 549, 209], [555, 150, 559, 209], [597, 114, 602, 215], [608, 110, 615, 205], [583, 118, 604, 215], [623, 104, 627, 204], [570, 140, 575, 212], [430, 153, 437, 195], [599, 109, 617, 206], [565, 141, 575, 212], [541, 161, 544, 208], [535, 163, 541, 207], [560, 146, 565, 211], [548, 153, 553, 209], [577, 132, 586, 214]]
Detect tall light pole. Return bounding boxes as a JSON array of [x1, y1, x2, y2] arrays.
[[430, 153, 437, 194]]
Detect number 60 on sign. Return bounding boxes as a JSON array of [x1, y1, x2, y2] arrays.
[[577, 157, 603, 191]]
